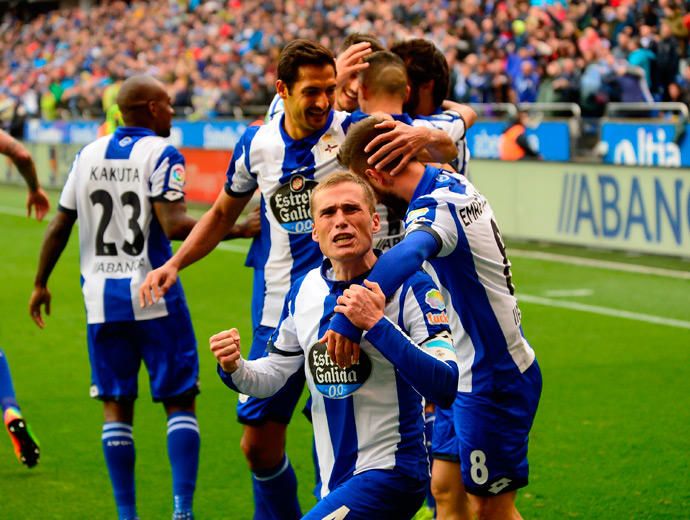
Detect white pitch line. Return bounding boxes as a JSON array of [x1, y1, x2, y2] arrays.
[[0, 205, 29, 217], [217, 242, 251, 253], [543, 288, 593, 298], [511, 249, 690, 280], [519, 294, 690, 330]]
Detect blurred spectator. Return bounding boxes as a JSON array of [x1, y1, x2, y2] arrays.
[[498, 110, 541, 160]]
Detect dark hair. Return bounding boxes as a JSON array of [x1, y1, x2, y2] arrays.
[[337, 116, 403, 175], [278, 39, 336, 90], [360, 51, 408, 100], [391, 39, 449, 109], [340, 33, 385, 54]]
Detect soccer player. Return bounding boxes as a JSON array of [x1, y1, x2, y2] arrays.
[[0, 128, 48, 468], [210, 172, 459, 519], [332, 117, 542, 520], [29, 75, 218, 520], [265, 33, 384, 121], [391, 39, 477, 176], [139, 39, 456, 520]]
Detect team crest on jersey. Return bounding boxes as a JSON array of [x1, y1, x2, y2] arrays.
[[118, 136, 132, 147], [269, 174, 317, 234], [308, 342, 371, 399]]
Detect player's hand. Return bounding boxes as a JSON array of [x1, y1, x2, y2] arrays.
[[335, 41, 373, 90], [365, 120, 432, 176], [29, 286, 51, 328], [27, 188, 50, 221], [235, 206, 261, 238], [320, 330, 360, 369], [209, 328, 242, 373], [334, 280, 385, 330], [138, 263, 179, 307]]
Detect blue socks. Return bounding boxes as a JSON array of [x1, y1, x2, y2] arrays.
[[0, 348, 19, 412], [167, 412, 200, 516], [252, 454, 301, 520], [102, 413, 199, 520], [102, 422, 137, 520]]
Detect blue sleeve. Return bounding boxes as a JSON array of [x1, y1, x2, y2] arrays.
[[217, 363, 241, 391], [329, 230, 441, 341], [364, 317, 458, 407]]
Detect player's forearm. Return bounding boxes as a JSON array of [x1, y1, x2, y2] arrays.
[[168, 205, 236, 269], [424, 129, 458, 164], [217, 354, 302, 398], [364, 317, 458, 407], [442, 100, 477, 128], [4, 138, 40, 192], [330, 233, 438, 340], [34, 212, 74, 287], [330, 231, 439, 341]]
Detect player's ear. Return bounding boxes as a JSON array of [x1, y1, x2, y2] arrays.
[[404, 84, 411, 103], [371, 210, 381, 234], [365, 167, 382, 186], [276, 80, 289, 100]]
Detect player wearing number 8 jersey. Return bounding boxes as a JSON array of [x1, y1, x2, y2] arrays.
[[27, 75, 257, 520], [332, 116, 542, 520]]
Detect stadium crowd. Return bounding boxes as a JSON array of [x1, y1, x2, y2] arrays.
[[2, 0, 690, 129]]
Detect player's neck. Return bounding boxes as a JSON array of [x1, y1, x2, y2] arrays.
[[414, 96, 436, 117], [331, 249, 378, 281], [283, 113, 317, 141], [398, 162, 426, 202], [360, 97, 404, 116]]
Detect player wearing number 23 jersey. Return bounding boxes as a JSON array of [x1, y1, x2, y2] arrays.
[[53, 126, 198, 400]]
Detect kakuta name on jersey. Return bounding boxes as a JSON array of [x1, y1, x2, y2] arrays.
[[309, 342, 371, 399], [90, 166, 141, 183]]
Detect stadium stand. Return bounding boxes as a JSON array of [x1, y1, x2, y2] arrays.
[[1, 0, 690, 126]]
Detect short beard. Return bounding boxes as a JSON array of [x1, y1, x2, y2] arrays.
[[375, 189, 409, 218]]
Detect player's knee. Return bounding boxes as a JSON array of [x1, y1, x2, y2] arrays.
[[431, 476, 454, 504], [472, 495, 515, 520], [240, 430, 284, 470]]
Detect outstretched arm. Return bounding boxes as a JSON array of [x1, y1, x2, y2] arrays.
[[29, 209, 77, 327], [139, 189, 253, 306]]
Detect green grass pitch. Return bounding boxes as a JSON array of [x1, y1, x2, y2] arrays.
[[0, 184, 688, 519]]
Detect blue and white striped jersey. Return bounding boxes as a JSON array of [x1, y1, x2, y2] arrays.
[[404, 166, 536, 393], [416, 109, 470, 176], [225, 111, 349, 328], [58, 127, 188, 324], [222, 261, 457, 498]]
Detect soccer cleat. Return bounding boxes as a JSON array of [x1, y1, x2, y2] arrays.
[[3, 407, 40, 468]]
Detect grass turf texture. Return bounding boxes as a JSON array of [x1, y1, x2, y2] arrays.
[[0, 184, 688, 518]]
